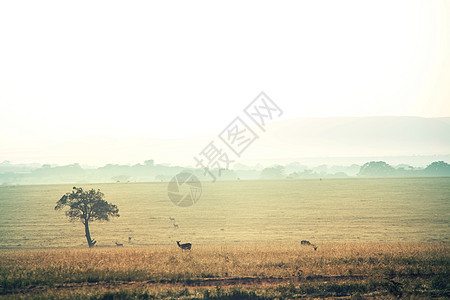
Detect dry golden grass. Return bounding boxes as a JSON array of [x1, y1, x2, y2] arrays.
[[1, 242, 449, 299]]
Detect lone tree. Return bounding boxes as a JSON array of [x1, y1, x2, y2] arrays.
[[55, 187, 119, 247]]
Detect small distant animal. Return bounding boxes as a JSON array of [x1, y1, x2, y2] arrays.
[[301, 240, 317, 251], [114, 241, 123, 247], [170, 217, 179, 229], [176, 241, 192, 250], [128, 237, 132, 242]]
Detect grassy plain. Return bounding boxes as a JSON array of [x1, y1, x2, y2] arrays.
[[0, 178, 449, 298], [1, 243, 449, 298], [0, 178, 449, 248]]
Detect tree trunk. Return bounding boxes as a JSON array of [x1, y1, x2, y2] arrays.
[[84, 220, 95, 248]]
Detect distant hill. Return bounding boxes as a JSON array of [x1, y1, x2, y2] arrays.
[[1, 116, 449, 184], [249, 116, 450, 161], [1, 159, 449, 185]]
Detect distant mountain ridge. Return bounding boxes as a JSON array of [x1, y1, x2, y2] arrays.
[[1, 116, 448, 178], [1, 158, 449, 185], [249, 116, 450, 160]]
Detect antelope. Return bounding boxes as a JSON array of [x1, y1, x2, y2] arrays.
[[301, 240, 317, 251], [176, 241, 192, 250], [169, 217, 179, 229], [115, 241, 123, 247]]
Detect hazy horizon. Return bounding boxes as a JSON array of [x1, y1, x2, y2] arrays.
[[1, 116, 449, 167], [1, 1, 449, 167]]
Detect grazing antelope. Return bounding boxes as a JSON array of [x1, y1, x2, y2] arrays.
[[176, 241, 192, 250], [169, 217, 175, 222], [301, 240, 317, 251], [115, 241, 123, 247]]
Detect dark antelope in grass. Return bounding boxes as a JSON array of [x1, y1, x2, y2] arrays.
[[301, 240, 317, 251], [176, 241, 192, 250]]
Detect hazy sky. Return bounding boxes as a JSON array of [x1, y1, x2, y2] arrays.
[[0, 1, 449, 165]]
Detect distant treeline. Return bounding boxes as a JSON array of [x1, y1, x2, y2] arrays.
[[0, 160, 449, 185]]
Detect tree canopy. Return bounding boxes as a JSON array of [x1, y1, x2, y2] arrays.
[[358, 161, 396, 177]]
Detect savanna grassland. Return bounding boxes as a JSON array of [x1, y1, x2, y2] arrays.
[[1, 243, 449, 299], [0, 178, 449, 298]]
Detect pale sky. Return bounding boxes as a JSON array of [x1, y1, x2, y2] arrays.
[[0, 0, 449, 165]]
